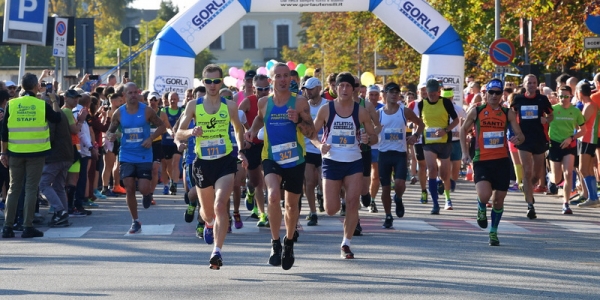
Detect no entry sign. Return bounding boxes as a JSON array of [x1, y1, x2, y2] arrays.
[[489, 38, 515, 66]]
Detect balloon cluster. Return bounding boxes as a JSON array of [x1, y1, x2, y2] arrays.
[[263, 60, 316, 78]]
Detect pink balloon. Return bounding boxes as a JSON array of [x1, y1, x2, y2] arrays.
[[286, 61, 297, 70], [237, 79, 244, 89], [229, 67, 239, 78], [237, 69, 246, 80], [257, 67, 268, 75]]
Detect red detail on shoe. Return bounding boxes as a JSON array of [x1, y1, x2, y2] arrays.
[[341, 245, 354, 259]]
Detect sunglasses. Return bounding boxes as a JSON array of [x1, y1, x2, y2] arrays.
[[559, 95, 570, 99], [203, 78, 222, 85], [255, 86, 270, 92], [486, 90, 502, 95], [223, 95, 232, 100]]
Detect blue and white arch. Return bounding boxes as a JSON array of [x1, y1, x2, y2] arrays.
[[149, 0, 464, 104]]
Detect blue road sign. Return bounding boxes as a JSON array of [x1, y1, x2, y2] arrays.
[[3, 0, 49, 45]]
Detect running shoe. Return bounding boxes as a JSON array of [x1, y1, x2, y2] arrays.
[[430, 204, 440, 215], [562, 204, 573, 215], [341, 245, 354, 259], [245, 191, 255, 211], [250, 206, 259, 219], [569, 190, 580, 200], [477, 208, 488, 228], [420, 191, 428, 204], [21, 227, 44, 238], [508, 183, 520, 192], [533, 185, 546, 194], [170, 183, 177, 195], [83, 200, 99, 208], [577, 199, 600, 208], [233, 212, 243, 229], [2, 226, 15, 238], [101, 188, 117, 197], [93, 189, 107, 199], [360, 194, 371, 208], [204, 226, 214, 244], [184, 204, 195, 223], [340, 203, 346, 216], [128, 220, 142, 234], [527, 206, 537, 219], [269, 239, 282, 266], [410, 176, 417, 185], [49, 211, 70, 227], [394, 194, 405, 218], [196, 222, 204, 239], [570, 196, 587, 205], [486, 203, 492, 208], [382, 215, 393, 229], [113, 185, 126, 194], [142, 194, 152, 209], [489, 232, 500, 246], [257, 213, 269, 227], [307, 213, 318, 226], [162, 185, 169, 195], [444, 200, 453, 210], [282, 237, 295, 270], [69, 208, 89, 217], [369, 201, 378, 213], [209, 252, 223, 270], [151, 199, 156, 205]]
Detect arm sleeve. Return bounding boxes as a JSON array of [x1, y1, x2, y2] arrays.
[[443, 99, 458, 119], [45, 103, 62, 123]]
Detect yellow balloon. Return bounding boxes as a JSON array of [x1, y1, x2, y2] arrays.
[[305, 68, 315, 77], [360, 72, 376, 86]]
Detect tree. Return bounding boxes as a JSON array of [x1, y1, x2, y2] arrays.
[[157, 0, 179, 22]]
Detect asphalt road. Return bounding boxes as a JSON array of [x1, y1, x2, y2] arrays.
[[1, 179, 600, 299]]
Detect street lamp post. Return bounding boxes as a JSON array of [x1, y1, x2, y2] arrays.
[[312, 43, 325, 83]]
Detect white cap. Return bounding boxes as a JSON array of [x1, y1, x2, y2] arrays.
[[303, 77, 322, 89], [147, 91, 161, 100], [4, 80, 16, 87]]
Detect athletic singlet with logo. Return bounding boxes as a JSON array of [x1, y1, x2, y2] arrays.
[[244, 94, 262, 144], [162, 107, 183, 145], [511, 93, 552, 143], [581, 103, 600, 144], [418, 98, 456, 144], [261, 94, 306, 168], [305, 98, 328, 154], [378, 104, 407, 153], [119, 103, 152, 163], [151, 110, 162, 142], [473, 104, 509, 162], [322, 101, 362, 162], [194, 97, 233, 160]]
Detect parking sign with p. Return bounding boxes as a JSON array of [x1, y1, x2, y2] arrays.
[[3, 0, 49, 45]]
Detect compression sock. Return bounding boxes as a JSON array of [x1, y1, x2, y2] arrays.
[[428, 178, 439, 206], [490, 207, 504, 233], [478, 198, 486, 213], [584, 176, 598, 200], [514, 164, 523, 187], [444, 190, 451, 201]]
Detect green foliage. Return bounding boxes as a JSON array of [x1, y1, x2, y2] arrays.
[[241, 58, 259, 71], [157, 0, 179, 22]]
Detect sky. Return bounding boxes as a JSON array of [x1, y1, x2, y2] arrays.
[[129, 0, 189, 11]]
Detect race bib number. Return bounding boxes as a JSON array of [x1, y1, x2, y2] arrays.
[[331, 129, 356, 148], [200, 138, 227, 159], [483, 131, 504, 149], [425, 127, 442, 141], [384, 128, 404, 141], [272, 141, 299, 165], [520, 105, 538, 120], [123, 127, 143, 143]]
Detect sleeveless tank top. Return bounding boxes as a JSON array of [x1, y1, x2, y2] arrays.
[[162, 107, 182, 145], [194, 97, 233, 160], [119, 103, 152, 163], [151, 110, 162, 142], [378, 104, 407, 153], [473, 104, 509, 162], [244, 94, 262, 144], [421, 99, 451, 144], [582, 103, 600, 144], [261, 95, 306, 168], [322, 101, 361, 162]]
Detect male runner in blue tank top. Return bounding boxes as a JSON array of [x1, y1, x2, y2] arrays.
[[176, 64, 248, 270], [246, 62, 316, 270], [311, 73, 378, 259], [106, 82, 166, 234]]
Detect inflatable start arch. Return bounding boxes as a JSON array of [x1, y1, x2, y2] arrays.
[[149, 0, 464, 103]]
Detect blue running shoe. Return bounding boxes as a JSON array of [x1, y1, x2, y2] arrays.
[[162, 185, 169, 195], [245, 191, 255, 211], [431, 204, 440, 215], [93, 189, 107, 199], [210, 251, 223, 270], [128, 220, 142, 234], [204, 226, 214, 244]]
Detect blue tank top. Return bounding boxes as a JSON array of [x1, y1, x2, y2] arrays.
[[262, 95, 305, 168], [119, 103, 152, 163], [162, 107, 183, 145]]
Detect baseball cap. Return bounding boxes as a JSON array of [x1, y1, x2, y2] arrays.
[[426, 78, 440, 92], [63, 89, 82, 98], [577, 80, 592, 95], [367, 85, 380, 93], [147, 91, 160, 100], [303, 77, 322, 89], [4, 80, 16, 87], [384, 82, 400, 93], [244, 70, 257, 80]]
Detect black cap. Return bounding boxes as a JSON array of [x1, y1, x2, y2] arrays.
[[384, 82, 400, 93], [63, 89, 82, 98], [244, 70, 257, 80]]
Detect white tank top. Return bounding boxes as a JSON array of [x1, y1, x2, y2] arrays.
[[305, 98, 328, 154], [378, 105, 407, 153], [323, 102, 362, 162]]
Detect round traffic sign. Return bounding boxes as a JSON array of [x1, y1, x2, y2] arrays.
[[489, 38, 515, 67], [56, 21, 66, 36], [120, 27, 140, 47]]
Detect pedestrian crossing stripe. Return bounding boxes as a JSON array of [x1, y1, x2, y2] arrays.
[[465, 220, 530, 233], [44, 226, 92, 238], [124, 224, 174, 236], [302, 218, 345, 232], [550, 221, 600, 234]]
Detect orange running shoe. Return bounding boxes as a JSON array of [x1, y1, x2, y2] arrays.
[[113, 185, 126, 194]]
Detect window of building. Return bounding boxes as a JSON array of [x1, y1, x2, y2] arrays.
[[240, 20, 258, 49], [272, 19, 292, 49], [209, 35, 223, 50]]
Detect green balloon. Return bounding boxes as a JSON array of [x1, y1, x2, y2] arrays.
[[295, 63, 307, 77]]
